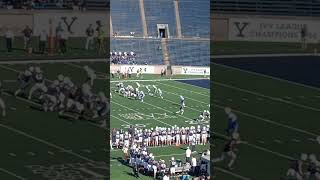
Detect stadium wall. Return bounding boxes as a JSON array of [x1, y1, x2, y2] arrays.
[[0, 11, 108, 37], [212, 14, 320, 43], [110, 65, 210, 76]]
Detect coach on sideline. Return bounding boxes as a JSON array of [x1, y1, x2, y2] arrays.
[[5, 27, 14, 52]]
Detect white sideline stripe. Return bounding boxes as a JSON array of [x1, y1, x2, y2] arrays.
[[212, 53, 318, 59], [0, 59, 105, 64], [213, 62, 320, 93], [156, 81, 319, 137], [0, 123, 95, 163], [110, 153, 187, 162], [110, 78, 209, 83], [0, 167, 27, 180], [216, 81, 320, 112], [214, 167, 252, 180]]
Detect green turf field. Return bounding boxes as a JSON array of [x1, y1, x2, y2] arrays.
[[0, 37, 108, 60], [212, 41, 320, 55], [0, 59, 108, 179], [110, 75, 210, 180], [212, 62, 320, 180]]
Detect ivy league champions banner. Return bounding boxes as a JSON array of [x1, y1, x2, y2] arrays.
[[229, 18, 320, 43], [33, 13, 108, 37]]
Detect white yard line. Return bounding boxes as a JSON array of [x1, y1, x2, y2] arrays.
[[155, 81, 209, 97], [0, 167, 28, 180], [214, 167, 252, 180], [215, 81, 320, 112], [213, 62, 320, 93], [0, 122, 96, 163], [155, 81, 319, 137]]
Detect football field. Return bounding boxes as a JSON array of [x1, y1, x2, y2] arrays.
[[0, 59, 108, 180], [212, 60, 320, 180], [110, 75, 210, 180]]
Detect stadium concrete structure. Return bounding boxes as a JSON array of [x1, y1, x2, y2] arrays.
[[110, 0, 210, 67]]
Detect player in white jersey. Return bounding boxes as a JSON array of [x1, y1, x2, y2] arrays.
[[0, 81, 6, 117], [201, 126, 208, 145], [28, 68, 48, 100], [158, 88, 163, 99], [175, 130, 181, 146], [145, 85, 151, 95], [152, 85, 158, 94], [136, 82, 140, 88], [176, 102, 185, 115], [83, 66, 97, 86]]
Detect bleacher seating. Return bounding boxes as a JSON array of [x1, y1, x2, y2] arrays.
[[167, 40, 210, 66], [111, 0, 142, 37], [111, 0, 210, 66], [212, 0, 320, 17], [111, 38, 163, 65], [179, 0, 210, 38], [144, 0, 177, 37]]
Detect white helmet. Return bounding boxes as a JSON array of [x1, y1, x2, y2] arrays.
[[28, 66, 34, 72], [58, 74, 64, 81], [316, 136, 320, 144], [301, 153, 308, 161], [309, 154, 317, 162], [35, 67, 41, 73], [24, 70, 32, 76]]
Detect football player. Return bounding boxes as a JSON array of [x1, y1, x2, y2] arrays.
[[0, 81, 6, 117], [92, 92, 109, 118], [28, 67, 48, 100], [83, 65, 97, 86], [225, 107, 239, 137], [286, 153, 307, 180], [15, 70, 33, 96], [213, 132, 240, 170]]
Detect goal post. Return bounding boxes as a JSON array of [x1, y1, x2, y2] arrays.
[[48, 18, 55, 55]]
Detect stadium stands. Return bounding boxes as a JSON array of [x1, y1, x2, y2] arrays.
[[111, 0, 143, 37], [111, 0, 209, 66], [111, 38, 163, 65], [212, 0, 320, 17], [179, 0, 210, 38], [0, 0, 108, 10]]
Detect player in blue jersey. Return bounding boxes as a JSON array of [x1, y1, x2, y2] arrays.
[[225, 107, 239, 137]]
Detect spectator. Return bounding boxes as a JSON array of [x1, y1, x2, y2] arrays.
[[22, 25, 33, 52], [191, 156, 197, 175], [59, 29, 68, 54], [85, 24, 94, 50], [39, 29, 48, 54], [55, 22, 63, 52], [97, 28, 105, 54], [186, 146, 191, 163], [5, 28, 14, 52]]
